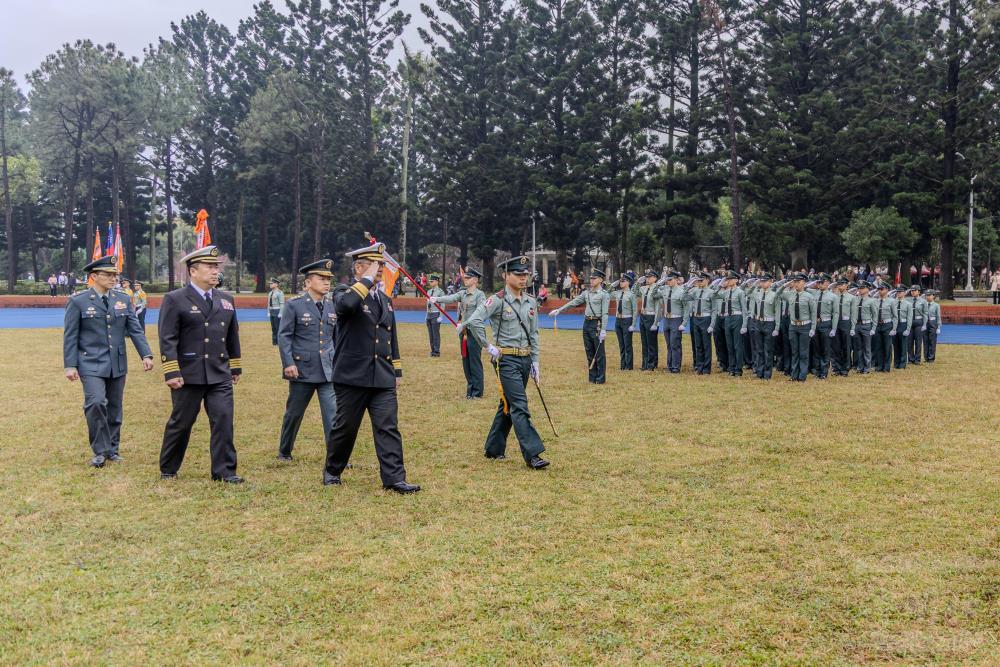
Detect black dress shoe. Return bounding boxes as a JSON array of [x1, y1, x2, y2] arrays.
[[90, 455, 106, 468], [218, 475, 244, 484], [527, 456, 550, 469], [323, 472, 342, 486], [277, 454, 293, 462], [384, 481, 421, 494], [485, 453, 506, 460], [160, 473, 177, 480], [107, 453, 123, 462]]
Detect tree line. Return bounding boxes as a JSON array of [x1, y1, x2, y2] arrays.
[[0, 0, 998, 296]]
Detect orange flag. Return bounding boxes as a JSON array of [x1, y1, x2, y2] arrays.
[[194, 209, 212, 249]]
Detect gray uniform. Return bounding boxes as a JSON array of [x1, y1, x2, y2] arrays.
[[437, 287, 487, 398], [276, 295, 338, 457], [684, 286, 717, 374], [425, 286, 446, 356], [611, 287, 638, 370], [268, 287, 285, 345], [892, 297, 914, 369], [63, 287, 153, 458], [657, 285, 688, 372], [908, 296, 928, 363], [556, 288, 610, 383], [634, 281, 662, 369]]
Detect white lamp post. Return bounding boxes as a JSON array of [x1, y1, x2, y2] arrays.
[[965, 174, 977, 291]]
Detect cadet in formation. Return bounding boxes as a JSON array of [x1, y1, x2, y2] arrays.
[[778, 273, 817, 382], [743, 273, 781, 380], [907, 284, 927, 364], [829, 278, 857, 377], [891, 284, 914, 370], [276, 259, 338, 462], [807, 274, 837, 379], [158, 246, 245, 483], [657, 271, 687, 373], [609, 272, 638, 370], [851, 281, 877, 374], [924, 289, 941, 361], [684, 272, 717, 374], [870, 283, 897, 373], [551, 269, 610, 384], [634, 270, 662, 370], [431, 266, 487, 398], [466, 255, 549, 469], [267, 277, 285, 346], [713, 270, 748, 376], [63, 255, 154, 468], [424, 274, 446, 357], [323, 242, 420, 494]]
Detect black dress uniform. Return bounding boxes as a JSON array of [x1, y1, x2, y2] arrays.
[[323, 242, 418, 493], [158, 246, 244, 481], [276, 260, 338, 460], [63, 255, 153, 466]]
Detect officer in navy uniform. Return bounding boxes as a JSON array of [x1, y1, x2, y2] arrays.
[[323, 242, 420, 494], [276, 259, 338, 461], [158, 246, 245, 483], [63, 255, 154, 467]]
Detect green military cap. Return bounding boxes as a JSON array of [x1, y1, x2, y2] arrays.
[[790, 272, 808, 281], [429, 274, 441, 281], [894, 283, 906, 290], [181, 245, 222, 266], [759, 272, 775, 281], [925, 289, 938, 295], [909, 284, 922, 293], [817, 272, 832, 282], [619, 273, 632, 284], [300, 258, 335, 277], [346, 242, 386, 262], [725, 270, 742, 280], [464, 266, 483, 278], [83, 255, 119, 274], [590, 268, 606, 279], [698, 271, 713, 280], [834, 278, 849, 286], [499, 256, 531, 274], [269, 276, 280, 285], [666, 270, 682, 279]]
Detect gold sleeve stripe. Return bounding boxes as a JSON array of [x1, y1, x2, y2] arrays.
[[351, 282, 369, 299], [162, 362, 180, 371], [392, 359, 402, 368]]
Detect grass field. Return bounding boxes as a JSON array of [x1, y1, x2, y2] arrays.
[[2, 323, 999, 665]]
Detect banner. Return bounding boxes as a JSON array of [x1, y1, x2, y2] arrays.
[[380, 250, 401, 297], [113, 225, 124, 273], [194, 209, 212, 249]]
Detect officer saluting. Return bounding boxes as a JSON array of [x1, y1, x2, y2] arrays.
[[550, 268, 610, 384], [430, 266, 487, 398], [466, 255, 549, 469], [158, 245, 245, 483], [323, 242, 420, 494], [63, 255, 154, 468], [276, 259, 338, 461]]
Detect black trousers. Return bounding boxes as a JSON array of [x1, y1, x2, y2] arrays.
[[615, 317, 634, 370], [714, 319, 729, 371], [426, 316, 441, 356], [485, 355, 545, 462], [160, 381, 237, 479], [924, 325, 938, 361], [80, 374, 126, 457], [663, 317, 683, 372], [892, 330, 908, 369], [872, 323, 893, 372], [690, 316, 712, 373], [750, 320, 776, 379], [722, 315, 744, 375], [779, 316, 791, 373], [788, 324, 812, 381], [638, 314, 658, 370], [461, 332, 484, 397], [831, 320, 853, 375], [583, 319, 606, 383], [325, 383, 406, 486], [909, 317, 924, 363], [811, 321, 833, 378], [994, 290, 1000, 305], [853, 323, 873, 372], [278, 381, 337, 456], [269, 312, 280, 345], [138, 308, 147, 329]]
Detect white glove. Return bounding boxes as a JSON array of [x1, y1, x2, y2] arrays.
[[437, 316, 443, 324], [428, 296, 438, 304], [650, 322, 659, 332], [890, 330, 896, 336], [921, 325, 927, 332], [678, 325, 686, 333], [707, 327, 713, 334], [530, 362, 540, 382], [487, 344, 501, 361], [850, 330, 856, 337], [548, 310, 558, 317], [903, 330, 909, 337], [771, 329, 779, 337], [456, 322, 465, 334], [599, 330, 606, 342], [628, 325, 636, 332], [808, 330, 815, 338], [740, 328, 747, 335], [829, 330, 836, 338]]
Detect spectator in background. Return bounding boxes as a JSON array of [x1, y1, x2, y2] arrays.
[[133, 281, 149, 328], [267, 277, 285, 346], [538, 284, 548, 304], [48, 274, 58, 297], [990, 270, 1000, 305], [68, 274, 78, 293], [562, 271, 572, 299], [58, 272, 68, 294]]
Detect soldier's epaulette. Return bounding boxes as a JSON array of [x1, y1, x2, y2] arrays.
[[288, 294, 304, 301], [496, 290, 505, 297]]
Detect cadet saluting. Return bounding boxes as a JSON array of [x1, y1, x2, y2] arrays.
[[684, 272, 717, 375], [609, 272, 638, 370], [322, 242, 420, 494], [158, 246, 244, 483], [657, 271, 687, 374], [276, 259, 338, 462], [430, 266, 487, 398], [778, 273, 817, 382], [466, 256, 549, 469], [550, 268, 610, 384], [713, 270, 748, 376], [63, 255, 154, 468], [424, 274, 446, 357]]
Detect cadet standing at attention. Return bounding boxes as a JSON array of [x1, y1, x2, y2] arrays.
[[778, 273, 817, 382], [275, 259, 338, 462], [609, 272, 638, 370], [684, 272, 717, 374], [923, 290, 941, 362], [743, 273, 783, 380], [431, 266, 487, 398], [713, 270, 748, 376], [891, 284, 914, 370], [807, 274, 837, 379], [267, 277, 285, 346], [634, 270, 662, 370], [871, 283, 898, 373], [466, 255, 549, 469], [830, 279, 857, 376], [424, 274, 446, 357], [63, 255, 154, 468], [323, 242, 420, 494], [907, 284, 927, 364], [852, 281, 878, 374], [658, 271, 687, 373], [158, 246, 245, 483], [551, 268, 610, 383]]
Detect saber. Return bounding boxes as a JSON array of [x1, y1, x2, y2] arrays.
[[531, 375, 558, 437], [491, 359, 509, 414], [589, 338, 605, 370]]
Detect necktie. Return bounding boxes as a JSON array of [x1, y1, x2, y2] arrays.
[[840, 294, 844, 319], [316, 301, 324, 316], [696, 290, 702, 317], [795, 293, 801, 320], [727, 291, 732, 316], [857, 298, 862, 325], [879, 298, 884, 320], [102, 294, 109, 310], [205, 290, 213, 310], [667, 288, 672, 316]]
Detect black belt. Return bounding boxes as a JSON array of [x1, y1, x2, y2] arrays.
[[585, 316, 601, 321]]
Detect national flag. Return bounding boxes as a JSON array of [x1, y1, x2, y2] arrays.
[[894, 262, 901, 285], [88, 229, 103, 286], [113, 225, 124, 273], [194, 209, 212, 249], [105, 221, 114, 255]]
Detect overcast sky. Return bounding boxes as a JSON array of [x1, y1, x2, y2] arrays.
[[2, 0, 428, 88]]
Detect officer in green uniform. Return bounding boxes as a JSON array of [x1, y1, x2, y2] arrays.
[[830, 279, 857, 376], [63, 255, 154, 467], [744, 273, 783, 379], [634, 270, 662, 370], [552, 268, 610, 383], [466, 255, 549, 469], [609, 272, 638, 370], [871, 283, 898, 372], [891, 284, 914, 369], [779, 273, 817, 381], [424, 274, 446, 357], [657, 270, 687, 373], [907, 284, 927, 364], [431, 266, 487, 398], [267, 277, 285, 346], [713, 270, 748, 376], [851, 281, 877, 374], [923, 290, 941, 362], [684, 272, 717, 374], [807, 273, 837, 379]]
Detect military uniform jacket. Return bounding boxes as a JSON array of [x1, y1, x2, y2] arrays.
[[857, 296, 878, 325], [780, 290, 818, 334], [807, 289, 838, 323], [436, 287, 486, 322], [684, 287, 718, 330], [713, 287, 749, 328], [467, 288, 541, 363], [559, 289, 610, 329], [909, 296, 928, 320], [633, 282, 662, 316], [64, 287, 152, 378], [926, 302, 942, 332], [657, 285, 688, 321], [893, 297, 914, 334], [159, 285, 242, 383], [833, 291, 858, 330], [610, 288, 638, 319], [425, 286, 446, 317], [873, 297, 899, 329], [744, 285, 782, 321], [278, 295, 336, 383], [330, 278, 401, 388], [267, 288, 285, 313]]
